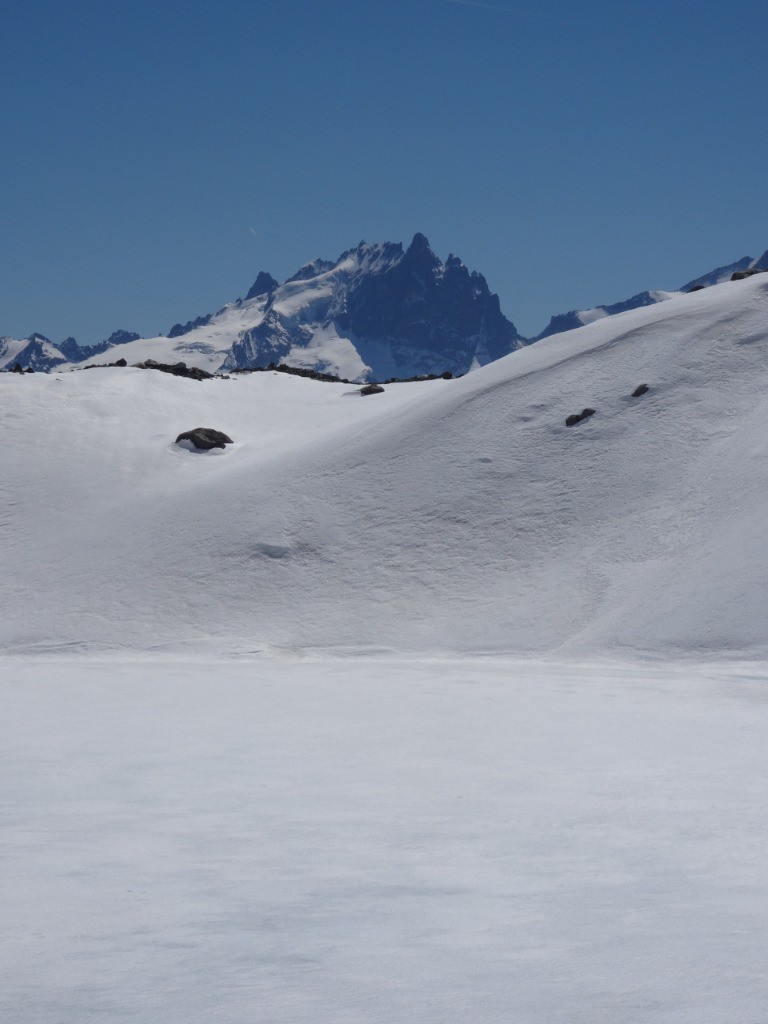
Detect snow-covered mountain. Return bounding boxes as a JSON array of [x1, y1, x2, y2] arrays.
[[533, 289, 680, 340], [0, 332, 68, 372], [0, 328, 141, 373], [681, 249, 768, 290], [0, 235, 522, 380], [534, 249, 768, 341], [6, 240, 768, 377], [220, 233, 522, 379], [4, 270, 768, 658]]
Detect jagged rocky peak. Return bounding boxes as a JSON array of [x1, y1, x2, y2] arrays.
[[286, 258, 336, 284], [409, 231, 431, 252], [400, 232, 440, 272], [222, 232, 523, 380], [168, 314, 212, 339], [245, 272, 279, 301], [58, 336, 82, 360], [105, 329, 140, 346]]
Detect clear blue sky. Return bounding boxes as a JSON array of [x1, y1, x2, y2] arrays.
[[2, 0, 766, 343]]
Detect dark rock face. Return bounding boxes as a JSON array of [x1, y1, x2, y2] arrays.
[[168, 314, 213, 338], [227, 311, 295, 370], [222, 235, 522, 379], [175, 427, 233, 450], [245, 272, 279, 301], [58, 336, 83, 360], [359, 383, 385, 395], [345, 235, 520, 374], [632, 383, 649, 397]]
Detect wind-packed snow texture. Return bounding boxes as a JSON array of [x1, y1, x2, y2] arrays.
[[3, 657, 768, 1024], [3, 272, 768, 658]]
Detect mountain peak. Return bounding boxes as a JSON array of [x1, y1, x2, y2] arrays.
[[407, 232, 431, 253], [219, 235, 521, 379], [245, 271, 279, 302]]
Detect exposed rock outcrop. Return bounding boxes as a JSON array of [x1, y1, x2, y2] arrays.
[[175, 427, 233, 450]]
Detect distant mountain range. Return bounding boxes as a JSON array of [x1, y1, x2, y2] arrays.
[[532, 252, 768, 341], [3, 236, 767, 378]]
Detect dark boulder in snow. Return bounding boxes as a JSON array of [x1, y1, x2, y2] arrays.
[[565, 408, 596, 427], [632, 384, 649, 397], [134, 359, 214, 381], [175, 428, 233, 450], [731, 268, 765, 281], [360, 383, 385, 396]]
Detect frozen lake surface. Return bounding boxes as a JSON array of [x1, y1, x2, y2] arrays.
[[2, 656, 768, 1023]]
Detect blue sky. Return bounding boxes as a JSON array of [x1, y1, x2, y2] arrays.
[[2, 0, 766, 343]]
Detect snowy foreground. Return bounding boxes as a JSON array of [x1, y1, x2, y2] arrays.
[[3, 654, 768, 1024]]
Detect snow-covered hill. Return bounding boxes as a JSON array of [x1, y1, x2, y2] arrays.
[[4, 271, 768, 658]]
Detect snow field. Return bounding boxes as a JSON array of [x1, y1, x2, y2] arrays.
[[2, 657, 768, 1023], [4, 275, 768, 1022]]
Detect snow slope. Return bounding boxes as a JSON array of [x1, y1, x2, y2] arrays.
[[3, 273, 768, 658]]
